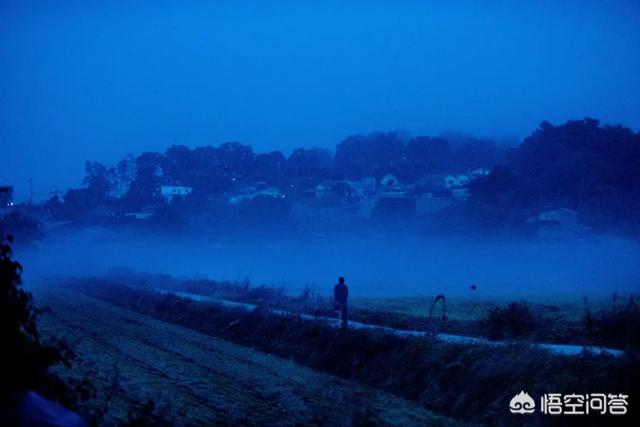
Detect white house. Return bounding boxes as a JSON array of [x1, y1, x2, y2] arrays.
[[124, 211, 153, 220], [526, 208, 579, 239], [380, 174, 400, 188], [444, 174, 470, 188], [229, 187, 285, 204], [527, 207, 578, 226], [315, 180, 357, 202], [469, 168, 490, 179], [456, 174, 470, 186], [347, 177, 377, 198], [160, 185, 193, 201]]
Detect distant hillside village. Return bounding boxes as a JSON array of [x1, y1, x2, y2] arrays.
[[2, 118, 640, 242], [120, 169, 488, 219]]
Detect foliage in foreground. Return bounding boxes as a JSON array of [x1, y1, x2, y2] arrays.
[[0, 236, 67, 399]]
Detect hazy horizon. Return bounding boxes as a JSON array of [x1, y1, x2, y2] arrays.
[[2, 1, 640, 201], [16, 226, 640, 298]]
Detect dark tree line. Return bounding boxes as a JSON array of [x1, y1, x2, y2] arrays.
[[35, 118, 640, 234], [334, 132, 504, 181], [69, 132, 505, 211], [470, 118, 640, 232]]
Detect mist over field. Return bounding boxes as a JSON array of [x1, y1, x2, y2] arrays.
[[17, 228, 640, 297]]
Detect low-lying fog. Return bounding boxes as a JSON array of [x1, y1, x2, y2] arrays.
[[16, 226, 640, 298]]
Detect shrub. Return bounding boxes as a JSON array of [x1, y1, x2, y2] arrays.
[[484, 301, 539, 340], [590, 300, 640, 348]]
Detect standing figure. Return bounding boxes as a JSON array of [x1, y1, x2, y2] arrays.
[[333, 276, 349, 328]]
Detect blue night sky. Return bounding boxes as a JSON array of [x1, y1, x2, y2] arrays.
[[1, 0, 639, 201]]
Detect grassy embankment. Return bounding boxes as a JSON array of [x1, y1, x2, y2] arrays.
[[71, 275, 640, 426], [101, 271, 640, 349]]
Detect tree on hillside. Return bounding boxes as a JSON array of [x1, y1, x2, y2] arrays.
[[217, 142, 255, 182], [509, 118, 640, 228], [49, 161, 117, 220], [186, 146, 227, 194], [286, 148, 333, 183], [452, 139, 504, 172], [334, 132, 404, 179], [82, 161, 114, 201], [400, 136, 451, 181], [114, 155, 137, 197], [469, 166, 535, 226], [251, 151, 287, 185], [163, 145, 192, 185], [124, 152, 164, 208], [471, 118, 640, 232], [439, 132, 506, 172]]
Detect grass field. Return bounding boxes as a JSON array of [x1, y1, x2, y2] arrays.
[[351, 294, 627, 323], [24, 272, 640, 426], [105, 271, 637, 348], [64, 277, 640, 425], [33, 287, 459, 426]]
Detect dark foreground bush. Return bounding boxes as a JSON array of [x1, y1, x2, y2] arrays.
[[78, 280, 640, 426], [589, 302, 640, 348], [0, 236, 67, 401], [484, 301, 539, 340], [0, 211, 43, 245]]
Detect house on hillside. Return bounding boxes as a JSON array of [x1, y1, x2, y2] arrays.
[[315, 180, 357, 203], [160, 185, 193, 202], [525, 207, 580, 239], [469, 168, 491, 179], [124, 211, 154, 220], [444, 174, 470, 188], [347, 177, 377, 198], [380, 174, 400, 188], [229, 187, 285, 204], [444, 169, 489, 189]]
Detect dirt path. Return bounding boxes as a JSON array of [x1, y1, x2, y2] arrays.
[[35, 288, 457, 426]]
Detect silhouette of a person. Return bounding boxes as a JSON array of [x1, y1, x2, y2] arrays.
[[333, 276, 349, 328]]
